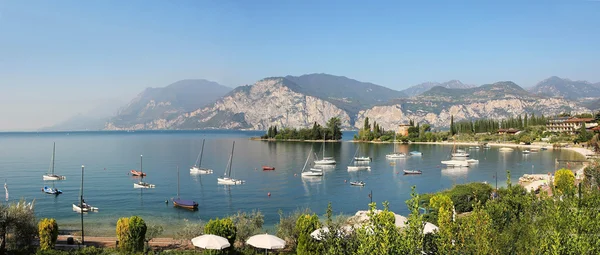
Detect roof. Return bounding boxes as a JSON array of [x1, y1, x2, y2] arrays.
[[564, 118, 595, 123]]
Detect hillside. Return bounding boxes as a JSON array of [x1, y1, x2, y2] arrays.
[[401, 80, 475, 97], [529, 76, 600, 99]]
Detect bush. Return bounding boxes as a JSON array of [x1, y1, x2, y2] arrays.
[[174, 223, 204, 242], [115, 216, 146, 253], [295, 214, 321, 255], [554, 168, 575, 196], [38, 218, 58, 250], [230, 210, 264, 247], [115, 217, 130, 251], [204, 218, 237, 246], [0, 200, 37, 253], [276, 208, 312, 251]]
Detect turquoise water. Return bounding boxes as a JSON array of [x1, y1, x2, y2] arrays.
[[0, 131, 582, 235]]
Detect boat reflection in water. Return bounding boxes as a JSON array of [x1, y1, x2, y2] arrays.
[[441, 167, 469, 177]]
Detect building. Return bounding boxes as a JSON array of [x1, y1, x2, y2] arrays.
[[497, 128, 520, 135], [397, 124, 412, 137], [546, 117, 598, 134]]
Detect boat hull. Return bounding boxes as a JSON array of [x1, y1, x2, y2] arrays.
[[403, 170, 422, 175], [301, 171, 323, 177], [43, 174, 66, 181], [353, 157, 372, 162], [190, 167, 213, 174], [133, 182, 155, 188], [72, 203, 98, 213], [386, 153, 406, 159], [42, 186, 62, 195], [172, 198, 199, 210], [350, 181, 365, 186], [130, 170, 146, 177], [409, 152, 422, 156], [314, 159, 336, 165], [217, 177, 244, 185], [262, 166, 275, 171], [347, 166, 371, 171]]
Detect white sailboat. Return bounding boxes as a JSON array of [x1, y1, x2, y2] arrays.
[[133, 155, 155, 188], [43, 143, 66, 181], [302, 148, 324, 177], [190, 139, 213, 174], [451, 149, 470, 158], [386, 133, 406, 159], [347, 147, 371, 171], [314, 137, 336, 165], [218, 141, 245, 185], [73, 166, 98, 213]]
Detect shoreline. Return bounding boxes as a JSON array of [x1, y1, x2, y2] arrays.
[[250, 137, 342, 142]]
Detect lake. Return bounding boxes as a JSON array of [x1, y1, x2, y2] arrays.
[[0, 130, 583, 235]]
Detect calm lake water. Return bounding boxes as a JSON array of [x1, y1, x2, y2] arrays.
[[0, 130, 583, 235]]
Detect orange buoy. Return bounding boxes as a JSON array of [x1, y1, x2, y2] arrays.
[[268, 192, 271, 197]]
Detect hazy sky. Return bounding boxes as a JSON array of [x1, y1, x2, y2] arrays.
[[1, 0, 599, 130]]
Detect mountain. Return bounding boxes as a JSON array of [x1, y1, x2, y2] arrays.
[[105, 79, 231, 130], [356, 81, 589, 130], [401, 80, 475, 97], [284, 73, 406, 115], [529, 76, 600, 99]]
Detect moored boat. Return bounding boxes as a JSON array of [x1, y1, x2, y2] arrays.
[[466, 159, 479, 164], [523, 149, 531, 154], [354, 156, 372, 162], [217, 141, 245, 185], [350, 181, 365, 186], [262, 166, 275, 171], [409, 151, 422, 156], [441, 160, 470, 167], [173, 166, 199, 210], [451, 149, 470, 157], [499, 147, 514, 152], [130, 170, 146, 176], [403, 170, 422, 175], [190, 139, 213, 174], [72, 203, 98, 213], [133, 155, 155, 188], [347, 166, 371, 171], [301, 148, 324, 177], [43, 143, 66, 181], [42, 186, 62, 195]]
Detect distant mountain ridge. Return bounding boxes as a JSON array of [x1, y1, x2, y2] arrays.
[[105, 79, 231, 129], [528, 76, 600, 99], [401, 80, 475, 97]]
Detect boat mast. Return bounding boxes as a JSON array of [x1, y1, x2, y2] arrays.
[[177, 166, 180, 199], [52, 142, 56, 175], [198, 139, 205, 167], [302, 148, 312, 173], [229, 141, 235, 178], [140, 155, 143, 181], [323, 134, 326, 159]]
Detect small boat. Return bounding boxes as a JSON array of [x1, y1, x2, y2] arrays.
[[301, 148, 324, 177], [387, 133, 406, 159], [217, 142, 245, 185], [483, 144, 491, 149], [314, 138, 336, 165], [523, 149, 531, 154], [541, 147, 548, 151], [354, 156, 372, 162], [43, 143, 66, 181], [499, 147, 514, 152], [42, 186, 62, 195], [133, 155, 155, 188], [466, 159, 479, 164], [409, 151, 422, 156], [441, 160, 470, 167], [190, 139, 213, 174], [130, 170, 146, 177], [72, 203, 98, 213], [347, 166, 371, 171], [451, 149, 470, 158], [262, 166, 275, 171], [530, 148, 539, 153], [350, 181, 365, 186], [173, 166, 198, 210], [403, 170, 422, 175], [469, 146, 479, 149]]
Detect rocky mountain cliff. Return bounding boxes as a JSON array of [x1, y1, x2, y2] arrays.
[[356, 81, 589, 131], [105, 79, 231, 130], [528, 76, 600, 99], [401, 80, 475, 97]]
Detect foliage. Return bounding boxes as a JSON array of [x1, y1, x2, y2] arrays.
[[554, 168, 576, 196], [115, 217, 129, 251], [276, 208, 312, 251], [144, 224, 163, 243], [38, 218, 58, 251], [174, 222, 204, 242], [294, 213, 321, 255], [230, 210, 264, 247], [115, 216, 146, 253], [0, 200, 37, 254], [404, 186, 425, 255], [429, 194, 455, 254], [204, 218, 237, 246], [420, 182, 493, 224], [261, 118, 343, 140], [355, 202, 402, 255], [36, 247, 117, 255]]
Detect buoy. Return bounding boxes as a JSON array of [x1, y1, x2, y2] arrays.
[[396, 171, 399, 174], [268, 192, 271, 197], [294, 173, 297, 176], [344, 180, 347, 183], [165, 200, 168, 204]]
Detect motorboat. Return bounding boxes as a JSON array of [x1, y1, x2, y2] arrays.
[[43, 143, 66, 181], [72, 203, 98, 213], [354, 156, 372, 162], [42, 186, 62, 195], [130, 170, 146, 177], [441, 160, 470, 167], [262, 166, 275, 171], [403, 170, 422, 175], [350, 181, 365, 186], [217, 141, 245, 185], [190, 139, 213, 174], [133, 181, 156, 188], [523, 149, 531, 154], [386, 152, 407, 159], [409, 151, 422, 156]]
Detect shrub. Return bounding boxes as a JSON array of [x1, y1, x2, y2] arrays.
[[115, 217, 130, 251], [554, 168, 575, 196], [128, 216, 147, 253], [38, 218, 58, 250], [230, 210, 264, 247], [0, 200, 37, 253], [174, 223, 204, 242], [204, 218, 236, 246], [276, 208, 312, 251], [295, 213, 321, 255]]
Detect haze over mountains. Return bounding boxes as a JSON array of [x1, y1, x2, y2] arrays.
[[45, 74, 598, 132]]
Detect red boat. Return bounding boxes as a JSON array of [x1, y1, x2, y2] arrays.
[[262, 166, 275, 171], [130, 170, 146, 176]]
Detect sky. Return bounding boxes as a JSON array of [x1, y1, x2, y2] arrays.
[[0, 0, 599, 130]]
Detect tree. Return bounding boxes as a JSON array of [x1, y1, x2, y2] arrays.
[[363, 117, 370, 131], [554, 168, 575, 196], [326, 117, 342, 140], [311, 122, 321, 140], [450, 115, 455, 136], [295, 214, 321, 255], [128, 216, 147, 253], [38, 218, 58, 251], [230, 210, 264, 247], [205, 218, 237, 246], [430, 194, 455, 254]]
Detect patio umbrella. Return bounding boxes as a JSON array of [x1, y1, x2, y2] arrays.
[[310, 225, 354, 240], [191, 234, 230, 250], [423, 222, 439, 234], [246, 233, 286, 254]]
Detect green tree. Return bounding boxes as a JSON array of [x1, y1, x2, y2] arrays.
[[429, 194, 455, 254], [230, 210, 264, 247], [554, 168, 575, 196], [295, 214, 321, 255], [205, 218, 237, 246], [450, 115, 455, 136], [326, 117, 343, 140], [363, 117, 370, 131], [38, 218, 58, 251], [128, 216, 147, 253]]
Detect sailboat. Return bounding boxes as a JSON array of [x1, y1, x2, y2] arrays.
[[314, 137, 336, 165], [386, 133, 406, 159], [302, 148, 324, 177], [350, 166, 366, 186], [347, 147, 371, 171], [133, 155, 155, 188], [73, 166, 98, 213], [190, 139, 213, 174], [441, 142, 470, 167], [217, 142, 245, 185], [43, 143, 66, 181], [353, 145, 372, 162], [173, 166, 199, 210]]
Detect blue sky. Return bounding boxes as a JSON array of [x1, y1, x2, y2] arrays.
[[0, 0, 599, 130]]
